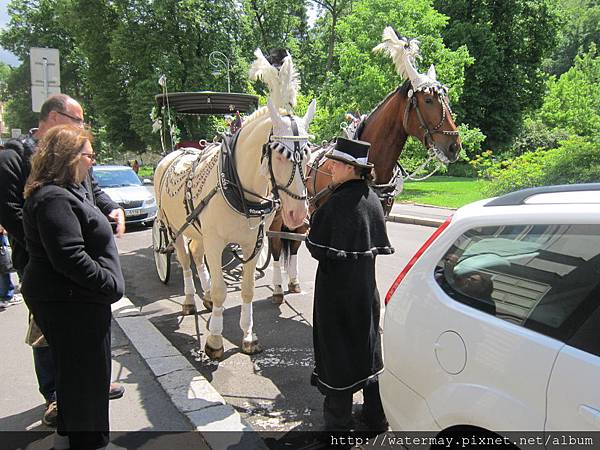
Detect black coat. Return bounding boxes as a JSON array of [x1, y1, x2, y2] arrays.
[[22, 183, 124, 305], [0, 134, 119, 271], [306, 179, 394, 395]]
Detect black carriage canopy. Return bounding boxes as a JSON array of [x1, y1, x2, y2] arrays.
[[154, 91, 259, 115]]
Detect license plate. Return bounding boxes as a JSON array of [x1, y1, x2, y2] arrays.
[[125, 208, 144, 217]]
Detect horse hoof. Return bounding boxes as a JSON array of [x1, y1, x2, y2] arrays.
[[204, 343, 224, 360], [272, 293, 284, 305], [242, 340, 262, 355], [182, 304, 196, 315], [288, 282, 301, 293]]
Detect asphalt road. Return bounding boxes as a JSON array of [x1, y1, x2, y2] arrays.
[[116, 221, 434, 433]]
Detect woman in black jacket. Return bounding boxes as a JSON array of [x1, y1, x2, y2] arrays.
[[22, 125, 124, 450]]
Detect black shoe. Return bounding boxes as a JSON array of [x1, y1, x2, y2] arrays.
[[109, 382, 125, 400], [356, 407, 389, 434]]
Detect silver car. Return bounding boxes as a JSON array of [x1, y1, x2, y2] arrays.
[[92, 165, 157, 225]]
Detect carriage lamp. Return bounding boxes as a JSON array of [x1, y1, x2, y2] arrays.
[[209, 51, 231, 93]]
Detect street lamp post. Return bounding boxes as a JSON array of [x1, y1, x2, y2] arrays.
[[209, 51, 231, 93]]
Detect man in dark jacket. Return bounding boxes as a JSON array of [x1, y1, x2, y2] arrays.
[[306, 137, 394, 436], [0, 94, 126, 427]]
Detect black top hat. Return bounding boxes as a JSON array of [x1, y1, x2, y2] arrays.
[[326, 137, 373, 169], [266, 49, 289, 69]]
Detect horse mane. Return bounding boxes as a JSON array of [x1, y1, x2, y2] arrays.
[[242, 105, 269, 126], [356, 80, 411, 139]]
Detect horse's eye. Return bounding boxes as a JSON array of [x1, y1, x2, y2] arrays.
[[425, 97, 434, 104]]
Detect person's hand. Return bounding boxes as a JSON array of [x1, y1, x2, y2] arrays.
[[108, 208, 126, 237]]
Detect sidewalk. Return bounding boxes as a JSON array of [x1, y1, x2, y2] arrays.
[[388, 202, 455, 227], [0, 297, 197, 450]]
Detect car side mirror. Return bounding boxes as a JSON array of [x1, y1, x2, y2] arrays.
[[143, 179, 153, 185]]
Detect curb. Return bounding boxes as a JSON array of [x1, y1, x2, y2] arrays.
[[111, 297, 268, 450], [387, 213, 446, 228]]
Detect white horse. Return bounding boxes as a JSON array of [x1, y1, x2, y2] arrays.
[[154, 98, 316, 359]]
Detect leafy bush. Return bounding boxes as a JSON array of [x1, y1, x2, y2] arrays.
[[486, 135, 600, 195], [509, 118, 570, 156]]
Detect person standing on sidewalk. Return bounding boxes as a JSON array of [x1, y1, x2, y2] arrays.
[[0, 94, 126, 427], [0, 224, 19, 308], [23, 124, 124, 450], [306, 137, 394, 435]]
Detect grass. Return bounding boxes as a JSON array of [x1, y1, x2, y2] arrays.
[[397, 176, 490, 208], [137, 166, 154, 178]]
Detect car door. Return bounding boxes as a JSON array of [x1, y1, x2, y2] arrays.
[[546, 302, 600, 431]]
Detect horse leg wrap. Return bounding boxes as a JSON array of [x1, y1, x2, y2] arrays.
[[273, 260, 283, 293], [183, 269, 195, 296], [288, 254, 298, 284], [198, 263, 212, 292], [209, 306, 224, 335], [239, 303, 253, 339]]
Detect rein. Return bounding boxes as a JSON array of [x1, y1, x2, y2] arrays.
[[263, 116, 309, 201]]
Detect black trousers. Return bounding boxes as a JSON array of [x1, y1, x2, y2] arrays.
[[323, 377, 387, 431], [29, 301, 111, 450]]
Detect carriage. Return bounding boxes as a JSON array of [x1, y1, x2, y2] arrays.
[[149, 36, 460, 358], [151, 91, 272, 285]]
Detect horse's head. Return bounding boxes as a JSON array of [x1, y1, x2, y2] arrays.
[[262, 98, 316, 229], [403, 68, 461, 164], [373, 27, 462, 164]]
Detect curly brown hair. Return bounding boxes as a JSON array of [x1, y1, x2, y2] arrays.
[[24, 125, 93, 198]]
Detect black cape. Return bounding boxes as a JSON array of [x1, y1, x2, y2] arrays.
[[306, 179, 394, 395]]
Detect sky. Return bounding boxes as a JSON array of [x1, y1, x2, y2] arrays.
[[0, 0, 21, 67]]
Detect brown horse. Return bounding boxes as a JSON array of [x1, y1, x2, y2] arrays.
[[268, 77, 461, 303], [268, 28, 463, 303]]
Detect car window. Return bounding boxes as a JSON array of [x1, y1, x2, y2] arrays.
[[93, 168, 142, 188], [435, 224, 600, 344]]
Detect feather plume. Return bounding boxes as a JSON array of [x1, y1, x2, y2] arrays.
[[249, 48, 300, 112], [249, 48, 279, 92], [373, 26, 421, 81]]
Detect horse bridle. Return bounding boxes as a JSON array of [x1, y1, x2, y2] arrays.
[[263, 115, 310, 201], [403, 88, 459, 151]]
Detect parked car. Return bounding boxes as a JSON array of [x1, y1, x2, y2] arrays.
[[381, 184, 600, 437], [93, 165, 157, 225]]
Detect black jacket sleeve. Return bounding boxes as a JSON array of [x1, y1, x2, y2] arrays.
[[0, 145, 26, 247], [34, 194, 123, 298]]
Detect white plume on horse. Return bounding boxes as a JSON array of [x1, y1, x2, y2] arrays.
[[249, 48, 300, 113], [373, 26, 441, 94]]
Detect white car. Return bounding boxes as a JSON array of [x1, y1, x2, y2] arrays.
[[93, 165, 157, 225], [382, 184, 600, 437]]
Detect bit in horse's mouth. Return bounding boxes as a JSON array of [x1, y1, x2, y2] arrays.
[[430, 145, 451, 165]]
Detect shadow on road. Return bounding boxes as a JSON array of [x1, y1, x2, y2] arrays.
[[119, 242, 324, 432]]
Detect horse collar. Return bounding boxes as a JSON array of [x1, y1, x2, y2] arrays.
[[219, 131, 278, 218]]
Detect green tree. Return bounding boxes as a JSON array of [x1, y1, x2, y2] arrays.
[[435, 0, 560, 150], [545, 0, 600, 76], [539, 45, 600, 139], [310, 0, 473, 143], [311, 0, 353, 72], [243, 0, 309, 51], [65, 0, 142, 152]]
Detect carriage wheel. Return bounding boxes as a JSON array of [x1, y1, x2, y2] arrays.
[[152, 219, 171, 284], [255, 237, 271, 272]]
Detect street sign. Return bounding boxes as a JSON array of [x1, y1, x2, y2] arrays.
[[30, 47, 61, 113]]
